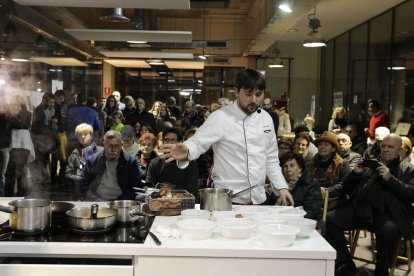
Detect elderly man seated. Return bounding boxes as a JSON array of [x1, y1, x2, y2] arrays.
[[337, 133, 362, 170], [325, 134, 414, 276], [80, 130, 141, 201]]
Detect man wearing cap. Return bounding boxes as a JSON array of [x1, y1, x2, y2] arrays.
[[326, 133, 414, 276], [337, 133, 362, 170], [309, 131, 350, 202], [363, 127, 390, 160], [121, 125, 140, 157]]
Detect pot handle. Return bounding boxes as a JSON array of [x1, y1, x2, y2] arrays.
[[90, 204, 99, 219], [0, 205, 12, 214]]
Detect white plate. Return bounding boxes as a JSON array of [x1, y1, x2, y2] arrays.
[[0, 212, 9, 224]]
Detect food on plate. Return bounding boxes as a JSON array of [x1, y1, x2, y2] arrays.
[[235, 213, 244, 218]]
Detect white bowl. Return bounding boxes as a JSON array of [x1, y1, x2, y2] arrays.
[[214, 211, 251, 224], [285, 218, 317, 238], [235, 206, 270, 216], [176, 219, 216, 240], [278, 208, 306, 221], [259, 224, 300, 248], [267, 206, 294, 214], [181, 209, 211, 220], [217, 219, 256, 239], [252, 213, 285, 228]]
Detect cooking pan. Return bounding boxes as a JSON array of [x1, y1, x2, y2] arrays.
[[66, 204, 117, 232], [0, 199, 51, 233], [199, 185, 259, 211], [107, 200, 143, 224]]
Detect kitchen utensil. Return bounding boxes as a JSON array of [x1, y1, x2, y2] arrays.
[[148, 231, 162, 245], [107, 200, 143, 224], [231, 184, 258, 198], [66, 204, 117, 232], [0, 198, 51, 233], [199, 188, 232, 211]]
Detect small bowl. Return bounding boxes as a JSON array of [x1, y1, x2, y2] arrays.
[[285, 218, 317, 238], [278, 208, 306, 221], [236, 206, 270, 216], [259, 224, 300, 248], [267, 205, 294, 214], [176, 219, 216, 240], [181, 209, 211, 220], [252, 213, 285, 228], [214, 211, 251, 224], [217, 219, 256, 239]]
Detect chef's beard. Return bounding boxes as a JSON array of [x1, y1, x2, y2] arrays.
[[238, 102, 260, 115]]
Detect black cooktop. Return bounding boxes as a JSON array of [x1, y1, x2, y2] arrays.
[[0, 216, 154, 244]]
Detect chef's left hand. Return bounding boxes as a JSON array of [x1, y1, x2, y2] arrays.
[[279, 188, 294, 206], [377, 162, 391, 181]]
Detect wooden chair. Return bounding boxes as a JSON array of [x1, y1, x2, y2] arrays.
[[322, 189, 329, 223], [350, 229, 412, 275]]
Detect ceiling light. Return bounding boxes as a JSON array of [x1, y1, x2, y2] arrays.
[[279, 3, 293, 13], [198, 54, 207, 60], [2, 20, 17, 37], [268, 58, 284, 68], [387, 66, 406, 70], [100, 8, 130, 22], [12, 58, 29, 62], [127, 41, 147, 44], [303, 9, 326, 48], [147, 59, 164, 65]]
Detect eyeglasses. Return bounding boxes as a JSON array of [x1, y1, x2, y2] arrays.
[[163, 138, 177, 143]]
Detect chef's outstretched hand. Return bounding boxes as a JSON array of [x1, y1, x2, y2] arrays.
[[159, 143, 189, 163], [279, 188, 294, 206]]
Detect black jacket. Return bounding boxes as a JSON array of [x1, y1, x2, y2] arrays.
[[290, 169, 323, 221], [342, 158, 414, 238]]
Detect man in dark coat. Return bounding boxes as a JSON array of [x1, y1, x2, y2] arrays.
[[80, 130, 141, 201], [263, 98, 279, 138], [325, 134, 414, 276]]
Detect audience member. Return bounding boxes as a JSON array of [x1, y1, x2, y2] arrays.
[[277, 138, 292, 158], [102, 95, 119, 131], [400, 136, 412, 160], [110, 110, 125, 132], [217, 97, 230, 108], [129, 98, 157, 133], [337, 133, 362, 170], [363, 126, 390, 160], [293, 135, 314, 165], [276, 106, 291, 136], [145, 128, 198, 197], [136, 133, 158, 183], [65, 123, 102, 200], [122, 95, 136, 124], [328, 106, 347, 133], [120, 125, 139, 157], [166, 96, 181, 119], [149, 101, 162, 118], [278, 152, 322, 221], [344, 124, 366, 156], [112, 91, 125, 111], [294, 124, 317, 156], [325, 134, 414, 276], [365, 99, 390, 146], [210, 102, 219, 113], [80, 130, 140, 201], [263, 98, 279, 137]]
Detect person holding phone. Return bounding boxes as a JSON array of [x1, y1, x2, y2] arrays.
[[325, 134, 414, 276]]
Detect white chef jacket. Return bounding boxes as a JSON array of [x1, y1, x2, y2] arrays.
[[184, 101, 288, 204]]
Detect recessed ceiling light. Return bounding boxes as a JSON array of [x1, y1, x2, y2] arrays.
[[12, 58, 28, 62], [279, 3, 292, 13], [288, 29, 299, 32], [127, 41, 148, 44]]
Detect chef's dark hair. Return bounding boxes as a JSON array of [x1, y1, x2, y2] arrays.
[[235, 68, 266, 92], [280, 152, 306, 171]]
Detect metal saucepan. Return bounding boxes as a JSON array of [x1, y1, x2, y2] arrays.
[[199, 185, 259, 211], [107, 200, 143, 224], [0, 199, 52, 233], [66, 204, 117, 232]]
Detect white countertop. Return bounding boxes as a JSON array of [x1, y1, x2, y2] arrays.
[[0, 198, 335, 261]]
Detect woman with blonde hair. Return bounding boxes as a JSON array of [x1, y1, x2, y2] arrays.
[[149, 101, 163, 118], [328, 106, 347, 132]]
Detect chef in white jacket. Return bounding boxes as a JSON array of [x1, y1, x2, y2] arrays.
[[160, 69, 293, 205]]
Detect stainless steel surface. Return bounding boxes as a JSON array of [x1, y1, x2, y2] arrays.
[[199, 188, 232, 211], [107, 200, 142, 223], [66, 204, 117, 231], [231, 185, 259, 198], [0, 199, 51, 233]]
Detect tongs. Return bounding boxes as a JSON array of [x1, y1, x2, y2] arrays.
[[133, 187, 160, 194]]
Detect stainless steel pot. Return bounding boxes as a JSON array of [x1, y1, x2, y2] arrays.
[[66, 204, 117, 232], [0, 199, 51, 233], [199, 188, 232, 211], [107, 200, 143, 224]]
